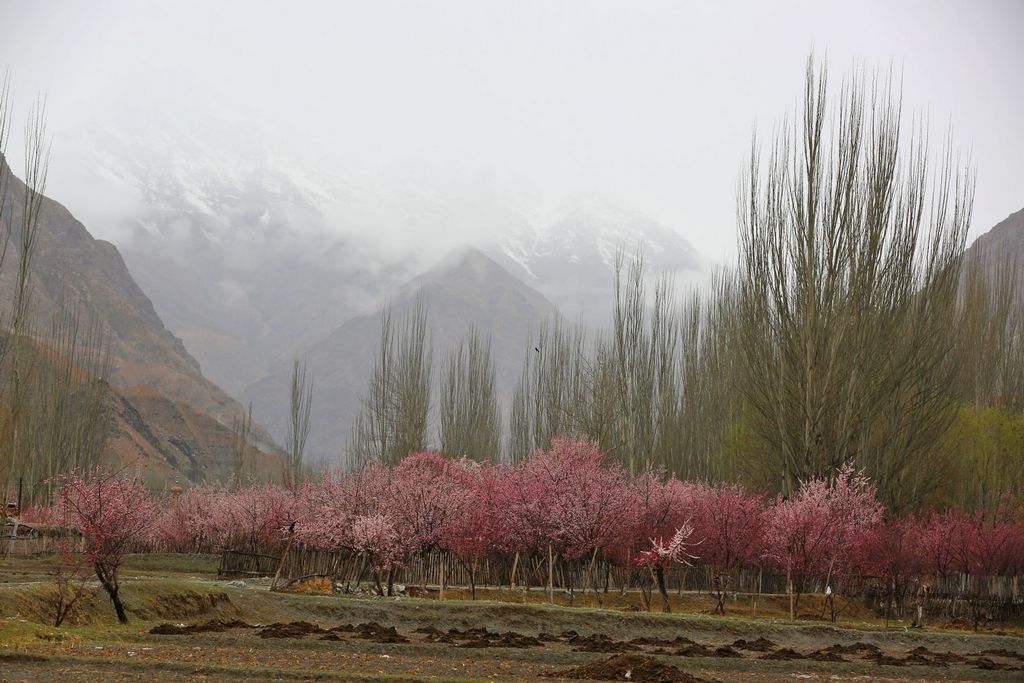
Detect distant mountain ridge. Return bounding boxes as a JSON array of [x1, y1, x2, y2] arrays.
[[964, 207, 1024, 276], [81, 119, 410, 396], [242, 248, 560, 463], [488, 195, 704, 324], [46, 126, 707, 463], [57, 121, 706, 393]]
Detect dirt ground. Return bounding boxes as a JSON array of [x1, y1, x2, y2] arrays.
[[1, 554, 1022, 682]]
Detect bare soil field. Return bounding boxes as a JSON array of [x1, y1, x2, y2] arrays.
[[1, 555, 1022, 682]]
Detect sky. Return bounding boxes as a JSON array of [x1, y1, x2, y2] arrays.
[[0, 0, 1022, 264]]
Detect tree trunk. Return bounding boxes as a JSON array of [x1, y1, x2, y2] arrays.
[[421, 551, 429, 593], [547, 543, 554, 604], [353, 553, 368, 592], [640, 570, 652, 611], [509, 550, 519, 591], [787, 568, 794, 620], [95, 563, 128, 624], [752, 566, 762, 618], [440, 554, 448, 601], [655, 565, 671, 613], [271, 524, 295, 592], [582, 547, 598, 597], [470, 559, 477, 600], [713, 573, 726, 614]]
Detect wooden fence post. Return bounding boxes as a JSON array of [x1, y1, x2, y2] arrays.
[[548, 543, 554, 603], [270, 522, 296, 591]]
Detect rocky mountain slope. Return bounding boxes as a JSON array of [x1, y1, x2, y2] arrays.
[[964, 207, 1024, 278], [0, 155, 281, 484]]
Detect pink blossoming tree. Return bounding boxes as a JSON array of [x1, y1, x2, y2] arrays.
[[767, 462, 883, 618], [58, 469, 158, 624]]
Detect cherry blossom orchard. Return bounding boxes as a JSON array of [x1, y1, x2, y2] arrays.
[[43, 438, 1024, 624]]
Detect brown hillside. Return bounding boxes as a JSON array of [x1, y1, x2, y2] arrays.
[[110, 384, 283, 487], [0, 155, 241, 425], [0, 155, 283, 484]]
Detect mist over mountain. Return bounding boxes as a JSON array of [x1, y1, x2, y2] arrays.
[[58, 117, 706, 413], [489, 194, 704, 325], [242, 248, 560, 463]]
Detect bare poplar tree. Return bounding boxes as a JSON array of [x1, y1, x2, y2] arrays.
[[231, 403, 253, 488], [285, 358, 313, 489], [1, 95, 51, 512], [0, 72, 11, 305], [439, 326, 501, 461], [567, 337, 621, 459], [736, 57, 972, 508], [674, 271, 746, 481], [507, 317, 586, 461], [349, 297, 432, 466], [31, 309, 112, 501], [0, 73, 12, 514], [608, 250, 683, 474]]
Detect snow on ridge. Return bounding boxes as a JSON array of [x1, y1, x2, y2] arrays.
[[495, 193, 699, 276]]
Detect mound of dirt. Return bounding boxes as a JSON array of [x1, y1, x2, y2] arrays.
[[570, 633, 636, 653], [979, 648, 1024, 662], [761, 647, 803, 661], [732, 637, 775, 652], [150, 619, 254, 635], [319, 633, 342, 641], [673, 644, 714, 657], [901, 651, 934, 666], [828, 641, 881, 656], [353, 622, 409, 644], [971, 656, 1021, 671], [712, 646, 741, 658], [553, 654, 708, 682], [258, 621, 328, 639], [865, 652, 906, 667], [630, 636, 673, 647], [415, 626, 455, 643], [455, 629, 543, 649], [805, 648, 846, 662], [627, 635, 699, 648]]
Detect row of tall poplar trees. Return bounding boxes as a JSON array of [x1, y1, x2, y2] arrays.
[[348, 58, 1024, 514]]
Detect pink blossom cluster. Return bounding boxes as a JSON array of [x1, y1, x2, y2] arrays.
[[40, 440, 1024, 589], [854, 505, 1024, 586], [56, 468, 159, 566], [151, 483, 294, 553]]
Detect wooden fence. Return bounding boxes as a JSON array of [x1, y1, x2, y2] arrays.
[[216, 543, 1024, 624], [2, 520, 80, 557]]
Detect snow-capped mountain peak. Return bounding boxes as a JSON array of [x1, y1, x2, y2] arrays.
[[487, 194, 705, 325]]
